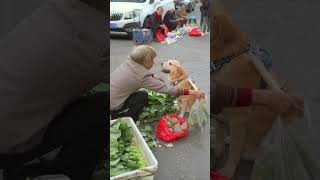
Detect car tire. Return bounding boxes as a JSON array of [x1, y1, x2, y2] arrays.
[[143, 16, 151, 28]]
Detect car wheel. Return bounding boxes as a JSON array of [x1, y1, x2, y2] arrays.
[[143, 16, 151, 28]]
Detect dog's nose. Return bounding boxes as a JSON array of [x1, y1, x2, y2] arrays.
[[161, 62, 163, 66]]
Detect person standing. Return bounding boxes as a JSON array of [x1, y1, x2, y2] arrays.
[[200, 0, 204, 27], [201, 0, 210, 33]]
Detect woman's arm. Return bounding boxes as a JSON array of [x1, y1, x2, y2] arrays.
[[142, 74, 203, 98], [211, 80, 250, 114], [211, 80, 304, 115]]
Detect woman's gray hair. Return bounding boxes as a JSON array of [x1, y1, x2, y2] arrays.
[[130, 45, 157, 65]]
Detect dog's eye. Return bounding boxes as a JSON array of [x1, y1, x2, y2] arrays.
[[169, 62, 172, 65]]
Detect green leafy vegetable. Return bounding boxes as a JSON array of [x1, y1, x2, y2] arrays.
[[139, 124, 160, 148], [139, 89, 177, 123], [188, 100, 209, 129], [110, 120, 146, 177]]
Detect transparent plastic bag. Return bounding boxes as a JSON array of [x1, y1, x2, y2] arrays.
[[188, 97, 210, 131], [251, 104, 320, 180]]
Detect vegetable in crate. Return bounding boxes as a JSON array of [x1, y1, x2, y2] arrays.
[[110, 120, 146, 177]]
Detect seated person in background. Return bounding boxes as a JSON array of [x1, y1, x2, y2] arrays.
[[176, 3, 188, 27], [144, 7, 166, 40], [163, 8, 183, 32]]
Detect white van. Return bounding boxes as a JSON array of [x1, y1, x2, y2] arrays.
[[110, 0, 175, 36]]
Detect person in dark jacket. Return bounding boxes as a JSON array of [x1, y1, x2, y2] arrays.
[[200, 0, 210, 33], [144, 7, 166, 40], [163, 8, 183, 32]]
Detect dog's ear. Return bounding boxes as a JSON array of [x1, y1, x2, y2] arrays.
[[171, 64, 187, 81], [176, 64, 187, 78], [212, 14, 248, 59]]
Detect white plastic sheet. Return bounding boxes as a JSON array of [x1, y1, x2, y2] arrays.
[[251, 104, 320, 180], [188, 97, 210, 131]]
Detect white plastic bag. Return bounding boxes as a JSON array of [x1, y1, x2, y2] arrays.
[[251, 104, 320, 180], [188, 97, 210, 131]]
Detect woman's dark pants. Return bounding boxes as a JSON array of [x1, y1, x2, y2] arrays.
[[111, 91, 148, 121]]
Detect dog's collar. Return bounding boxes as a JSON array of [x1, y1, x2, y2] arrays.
[[211, 43, 274, 90], [211, 44, 250, 73], [171, 75, 194, 87]]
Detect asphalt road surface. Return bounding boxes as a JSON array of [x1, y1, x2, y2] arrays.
[[222, 1, 320, 179], [111, 3, 211, 180]]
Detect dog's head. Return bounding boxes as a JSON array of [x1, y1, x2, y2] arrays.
[[161, 60, 187, 81], [211, 14, 248, 60]]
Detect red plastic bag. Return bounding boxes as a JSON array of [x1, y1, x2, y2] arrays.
[[155, 28, 165, 41], [210, 171, 229, 180], [156, 114, 189, 142], [188, 27, 202, 37], [164, 25, 169, 35]]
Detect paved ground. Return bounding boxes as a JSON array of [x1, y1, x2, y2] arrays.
[[221, 1, 320, 179], [111, 3, 211, 180]]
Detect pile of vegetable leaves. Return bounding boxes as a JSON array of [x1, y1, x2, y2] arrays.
[[139, 89, 177, 123], [110, 120, 145, 177], [138, 124, 160, 148]]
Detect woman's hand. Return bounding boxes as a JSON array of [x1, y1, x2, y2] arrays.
[[253, 90, 304, 116], [190, 90, 205, 99]]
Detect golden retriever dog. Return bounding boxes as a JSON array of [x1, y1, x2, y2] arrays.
[[212, 12, 288, 178], [161, 60, 198, 119]]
